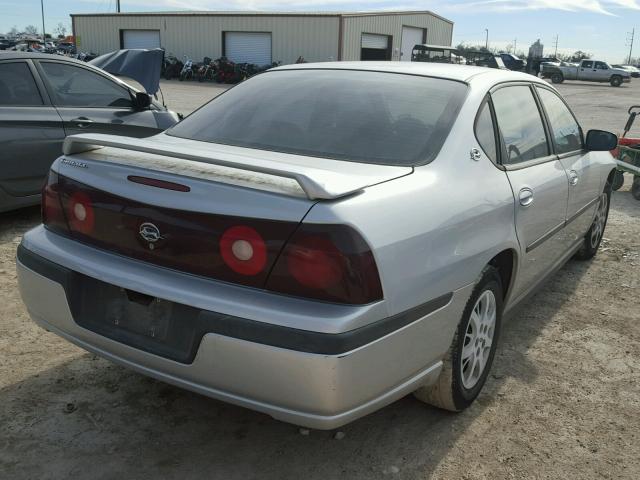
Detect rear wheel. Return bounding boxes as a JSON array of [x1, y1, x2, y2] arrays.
[[575, 187, 610, 260], [551, 73, 564, 84], [610, 75, 622, 87], [414, 266, 503, 411]]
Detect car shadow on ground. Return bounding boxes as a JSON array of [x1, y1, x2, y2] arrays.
[[0, 205, 40, 239], [1, 253, 592, 479]]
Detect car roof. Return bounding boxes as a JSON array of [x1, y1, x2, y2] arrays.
[[275, 61, 544, 85], [0, 52, 84, 64]]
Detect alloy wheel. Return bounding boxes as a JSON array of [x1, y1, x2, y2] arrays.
[[590, 193, 608, 249], [460, 290, 497, 390]]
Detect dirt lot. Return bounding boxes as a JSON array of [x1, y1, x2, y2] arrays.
[[1, 77, 639, 480]]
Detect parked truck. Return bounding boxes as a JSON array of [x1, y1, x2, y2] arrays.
[[545, 59, 631, 87]]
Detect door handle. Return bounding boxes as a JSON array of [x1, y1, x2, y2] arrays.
[[568, 170, 579, 186], [71, 117, 94, 128], [519, 187, 534, 207]]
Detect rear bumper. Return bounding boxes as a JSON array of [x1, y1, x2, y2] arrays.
[[17, 232, 472, 429]]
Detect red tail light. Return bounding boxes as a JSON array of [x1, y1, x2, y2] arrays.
[[41, 170, 68, 232], [266, 224, 383, 305], [220, 225, 267, 276]]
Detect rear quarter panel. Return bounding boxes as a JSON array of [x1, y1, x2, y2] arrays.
[[305, 80, 520, 317]]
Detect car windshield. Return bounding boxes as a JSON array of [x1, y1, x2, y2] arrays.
[[167, 69, 468, 166]]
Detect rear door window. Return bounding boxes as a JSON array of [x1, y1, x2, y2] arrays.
[[491, 85, 549, 164], [536, 87, 583, 154], [39, 61, 132, 108], [0, 62, 43, 106], [582, 61, 594, 69], [474, 100, 497, 162]]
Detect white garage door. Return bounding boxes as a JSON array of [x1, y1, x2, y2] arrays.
[[122, 30, 160, 49], [401, 26, 424, 62], [225, 32, 272, 65], [361, 33, 389, 50]]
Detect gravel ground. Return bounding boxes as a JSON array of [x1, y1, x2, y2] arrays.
[[0, 76, 639, 480]]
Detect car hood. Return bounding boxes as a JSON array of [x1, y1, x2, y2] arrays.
[[90, 48, 164, 95]]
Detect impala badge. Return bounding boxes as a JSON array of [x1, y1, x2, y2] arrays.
[[139, 222, 163, 250]]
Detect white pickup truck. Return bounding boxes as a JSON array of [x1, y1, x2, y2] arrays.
[[546, 59, 631, 87]]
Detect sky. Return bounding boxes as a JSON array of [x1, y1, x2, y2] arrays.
[[1, 0, 638, 63]]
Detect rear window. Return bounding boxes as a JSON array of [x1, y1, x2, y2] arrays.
[[168, 69, 468, 166]]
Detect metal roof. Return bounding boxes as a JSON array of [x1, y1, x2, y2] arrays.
[[69, 10, 454, 25]]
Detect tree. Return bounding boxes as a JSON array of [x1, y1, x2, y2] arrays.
[[8, 26, 18, 37], [24, 25, 38, 36], [569, 50, 591, 62], [54, 22, 66, 38]]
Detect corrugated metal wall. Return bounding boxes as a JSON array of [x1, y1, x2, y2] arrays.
[[74, 14, 340, 65], [340, 13, 453, 61], [73, 12, 453, 65]]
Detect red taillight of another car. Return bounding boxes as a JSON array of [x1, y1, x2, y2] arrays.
[[42, 172, 383, 305], [265, 224, 383, 305]]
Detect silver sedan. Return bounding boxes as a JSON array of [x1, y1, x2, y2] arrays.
[[17, 62, 617, 429]]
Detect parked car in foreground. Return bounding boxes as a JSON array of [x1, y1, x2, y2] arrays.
[[17, 63, 617, 429], [0, 52, 179, 212], [545, 59, 631, 86], [611, 64, 640, 78]]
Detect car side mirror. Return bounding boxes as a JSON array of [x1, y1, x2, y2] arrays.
[[133, 91, 151, 110], [585, 129, 618, 151]]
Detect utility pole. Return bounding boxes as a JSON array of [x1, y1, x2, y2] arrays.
[[40, 0, 46, 44], [553, 35, 559, 57], [485, 29, 489, 49], [513, 38, 517, 54], [116, 0, 121, 12], [627, 28, 635, 64]]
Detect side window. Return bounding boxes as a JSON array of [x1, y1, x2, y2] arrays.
[[0, 62, 43, 106], [39, 62, 132, 108], [536, 88, 583, 154], [474, 100, 497, 162], [582, 60, 594, 69], [594, 61, 608, 70], [491, 85, 549, 164]]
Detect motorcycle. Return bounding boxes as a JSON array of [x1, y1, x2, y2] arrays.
[[179, 56, 195, 81]]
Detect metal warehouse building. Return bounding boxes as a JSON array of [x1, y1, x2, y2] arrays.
[[71, 11, 453, 65]]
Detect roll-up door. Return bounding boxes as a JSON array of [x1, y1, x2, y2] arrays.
[[361, 33, 389, 50], [361, 33, 391, 60], [121, 30, 160, 49], [224, 32, 272, 65], [401, 27, 425, 62]]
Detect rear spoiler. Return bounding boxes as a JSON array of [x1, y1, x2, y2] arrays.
[[63, 134, 412, 200]]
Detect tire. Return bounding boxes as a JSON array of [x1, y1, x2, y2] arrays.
[[414, 265, 503, 412], [551, 73, 564, 84], [574, 184, 611, 260], [612, 171, 625, 191], [610, 75, 622, 87], [632, 177, 640, 200]]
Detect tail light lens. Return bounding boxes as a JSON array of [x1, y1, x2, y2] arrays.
[[220, 225, 267, 275], [266, 224, 383, 305], [67, 191, 95, 235], [41, 170, 68, 233]]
